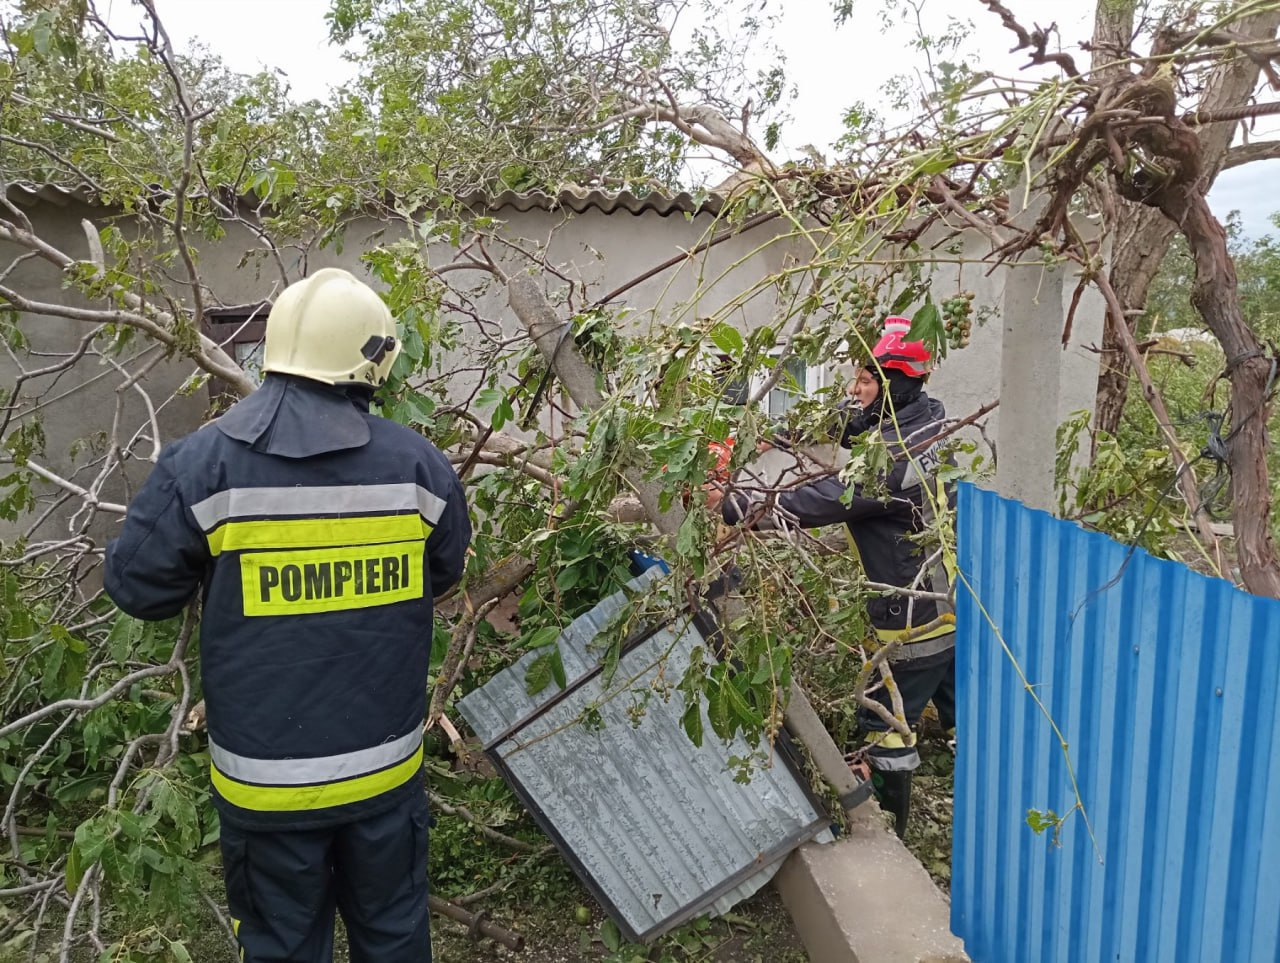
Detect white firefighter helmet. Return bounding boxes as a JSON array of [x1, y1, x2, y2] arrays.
[[263, 269, 401, 387]]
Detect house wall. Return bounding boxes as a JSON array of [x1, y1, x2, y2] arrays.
[[2, 195, 1104, 548]]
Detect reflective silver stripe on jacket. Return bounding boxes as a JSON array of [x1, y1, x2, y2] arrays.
[[191, 484, 447, 532], [867, 748, 922, 771], [887, 631, 956, 663], [209, 728, 423, 786]]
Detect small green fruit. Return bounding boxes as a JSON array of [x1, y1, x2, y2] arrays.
[[574, 905, 591, 926]]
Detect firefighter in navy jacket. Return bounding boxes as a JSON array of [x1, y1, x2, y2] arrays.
[[712, 318, 953, 838], [105, 269, 470, 963]]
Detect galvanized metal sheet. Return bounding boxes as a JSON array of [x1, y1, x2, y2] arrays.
[[952, 483, 1280, 963], [458, 568, 832, 942]]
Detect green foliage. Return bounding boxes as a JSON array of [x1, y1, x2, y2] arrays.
[[1110, 216, 1280, 545], [15, 0, 1253, 950], [1057, 411, 1185, 556], [324, 0, 790, 195], [0, 589, 216, 957]]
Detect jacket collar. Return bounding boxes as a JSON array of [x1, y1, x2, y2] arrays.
[[215, 374, 371, 458]]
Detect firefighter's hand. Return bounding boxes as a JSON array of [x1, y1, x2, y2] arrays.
[[756, 439, 774, 454], [703, 483, 725, 512]]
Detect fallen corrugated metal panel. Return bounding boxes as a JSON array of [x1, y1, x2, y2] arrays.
[[952, 483, 1280, 963], [457, 566, 833, 943]]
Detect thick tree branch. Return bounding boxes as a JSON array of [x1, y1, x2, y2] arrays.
[[627, 99, 774, 172], [507, 273, 683, 536], [1223, 139, 1280, 169]]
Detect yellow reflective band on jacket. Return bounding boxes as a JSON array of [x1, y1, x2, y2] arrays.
[[210, 744, 423, 812], [877, 731, 917, 750], [873, 612, 956, 644], [206, 513, 433, 556], [240, 539, 423, 617]]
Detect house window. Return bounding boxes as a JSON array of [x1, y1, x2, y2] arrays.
[[757, 355, 823, 419], [712, 354, 751, 407], [202, 303, 270, 403], [233, 341, 265, 384]]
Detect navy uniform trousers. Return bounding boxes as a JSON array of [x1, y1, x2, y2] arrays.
[[220, 791, 432, 963], [857, 646, 956, 769]]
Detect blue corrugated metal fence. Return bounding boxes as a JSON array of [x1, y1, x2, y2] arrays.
[[952, 483, 1280, 963]]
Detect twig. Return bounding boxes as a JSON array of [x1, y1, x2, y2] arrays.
[[426, 791, 550, 854], [1091, 269, 1224, 570]]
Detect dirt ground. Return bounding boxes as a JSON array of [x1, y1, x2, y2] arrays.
[[430, 884, 809, 963]]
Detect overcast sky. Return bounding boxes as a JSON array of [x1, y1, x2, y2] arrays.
[[106, 0, 1278, 238]]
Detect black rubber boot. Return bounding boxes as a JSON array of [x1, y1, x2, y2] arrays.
[[871, 769, 913, 838]]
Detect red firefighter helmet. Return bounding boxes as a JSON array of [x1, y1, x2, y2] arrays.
[[871, 317, 932, 378], [706, 437, 735, 485]]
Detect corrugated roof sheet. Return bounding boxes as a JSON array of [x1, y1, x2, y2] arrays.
[[7, 182, 91, 205], [8, 182, 720, 217], [465, 187, 722, 217], [951, 483, 1280, 963], [457, 566, 832, 943]]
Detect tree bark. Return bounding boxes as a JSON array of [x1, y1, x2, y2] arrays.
[[1145, 184, 1280, 598], [1093, 5, 1280, 439], [507, 274, 683, 536]]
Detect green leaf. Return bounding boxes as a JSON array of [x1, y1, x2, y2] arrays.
[[524, 653, 553, 696], [106, 615, 140, 666], [918, 152, 956, 176], [476, 387, 505, 410], [709, 323, 744, 358], [725, 677, 761, 730], [65, 842, 83, 894], [675, 512, 705, 576], [403, 391, 435, 424], [32, 22, 52, 57], [908, 302, 941, 342], [706, 685, 730, 741], [600, 919, 622, 953], [493, 397, 514, 430], [889, 286, 918, 315], [681, 702, 704, 748], [549, 646, 567, 690], [601, 641, 620, 689], [524, 625, 562, 649], [555, 565, 582, 592], [49, 623, 87, 654]]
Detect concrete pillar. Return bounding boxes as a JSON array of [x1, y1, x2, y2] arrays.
[[995, 245, 1066, 512]]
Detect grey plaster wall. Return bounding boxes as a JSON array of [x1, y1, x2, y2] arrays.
[[2, 195, 1103, 546]]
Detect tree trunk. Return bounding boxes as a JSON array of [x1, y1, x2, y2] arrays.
[[1092, 5, 1280, 439], [1094, 209, 1176, 443], [1148, 185, 1280, 598]]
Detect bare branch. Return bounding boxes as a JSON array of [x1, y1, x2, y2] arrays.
[[1223, 139, 1280, 169], [979, 0, 1081, 77], [625, 98, 774, 171], [12, 459, 126, 515], [1091, 268, 1224, 567]]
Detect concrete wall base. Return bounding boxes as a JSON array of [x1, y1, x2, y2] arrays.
[[774, 801, 969, 963]]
